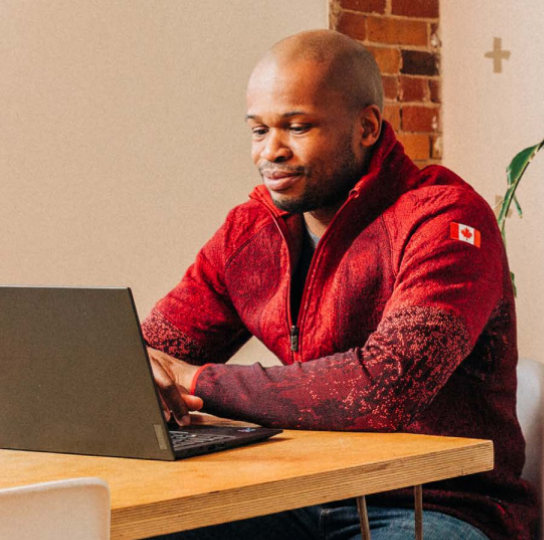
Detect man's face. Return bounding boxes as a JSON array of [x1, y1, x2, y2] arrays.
[[246, 59, 367, 214]]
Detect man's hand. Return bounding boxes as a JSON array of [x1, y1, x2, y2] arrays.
[[147, 347, 204, 426]]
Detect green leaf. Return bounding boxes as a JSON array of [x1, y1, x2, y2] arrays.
[[513, 196, 523, 218], [497, 138, 544, 296], [507, 141, 544, 186], [510, 271, 517, 297], [498, 138, 544, 234]]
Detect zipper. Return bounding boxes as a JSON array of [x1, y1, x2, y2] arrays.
[[252, 200, 301, 361], [289, 189, 360, 350], [275, 219, 302, 362], [252, 188, 360, 362]]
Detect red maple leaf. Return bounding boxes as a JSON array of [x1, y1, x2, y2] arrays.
[[461, 227, 473, 239]]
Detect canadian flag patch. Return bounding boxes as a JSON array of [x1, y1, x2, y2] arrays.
[[450, 222, 481, 247]]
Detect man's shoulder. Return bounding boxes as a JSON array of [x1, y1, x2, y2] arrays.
[[224, 197, 273, 228], [382, 164, 500, 243], [219, 197, 276, 252], [392, 164, 494, 218]]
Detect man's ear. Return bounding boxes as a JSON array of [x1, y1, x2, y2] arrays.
[[359, 105, 382, 148]]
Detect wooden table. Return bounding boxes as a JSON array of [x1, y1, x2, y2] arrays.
[[1, 423, 493, 540]]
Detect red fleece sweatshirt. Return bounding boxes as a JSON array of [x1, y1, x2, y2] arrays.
[[142, 122, 538, 540]]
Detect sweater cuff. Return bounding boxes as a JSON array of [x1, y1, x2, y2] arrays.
[[190, 364, 212, 395]]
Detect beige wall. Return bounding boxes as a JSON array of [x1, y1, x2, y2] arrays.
[[0, 1, 327, 365], [442, 0, 544, 361]]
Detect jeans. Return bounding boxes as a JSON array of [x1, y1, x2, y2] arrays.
[[149, 504, 490, 540]]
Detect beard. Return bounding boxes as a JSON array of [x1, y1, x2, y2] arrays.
[[262, 136, 364, 215]]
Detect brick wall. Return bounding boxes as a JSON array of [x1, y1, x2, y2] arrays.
[[330, 0, 441, 167]]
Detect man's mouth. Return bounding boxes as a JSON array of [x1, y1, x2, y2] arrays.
[[261, 169, 304, 193]]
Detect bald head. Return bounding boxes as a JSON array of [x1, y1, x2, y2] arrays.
[[246, 30, 384, 221], [256, 29, 384, 112]]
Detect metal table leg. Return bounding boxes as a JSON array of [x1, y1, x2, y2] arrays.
[[414, 485, 423, 540], [356, 495, 372, 540], [357, 486, 423, 540]]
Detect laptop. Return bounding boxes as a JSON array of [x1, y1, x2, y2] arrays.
[[0, 286, 282, 460]]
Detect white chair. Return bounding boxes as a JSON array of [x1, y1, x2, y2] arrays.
[[517, 357, 544, 539], [0, 477, 110, 540]]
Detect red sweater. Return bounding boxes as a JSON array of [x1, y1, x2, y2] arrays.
[[142, 122, 538, 539]]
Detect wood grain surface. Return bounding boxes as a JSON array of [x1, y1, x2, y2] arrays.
[[0, 416, 493, 540]]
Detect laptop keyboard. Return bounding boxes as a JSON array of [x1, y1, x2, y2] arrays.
[[169, 430, 236, 450]]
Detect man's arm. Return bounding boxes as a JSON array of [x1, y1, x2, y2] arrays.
[[142, 208, 253, 364], [148, 197, 506, 431], [142, 209, 255, 426]]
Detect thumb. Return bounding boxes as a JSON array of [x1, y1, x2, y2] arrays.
[[183, 394, 204, 411]]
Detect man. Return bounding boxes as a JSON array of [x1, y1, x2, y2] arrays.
[[142, 30, 537, 540]]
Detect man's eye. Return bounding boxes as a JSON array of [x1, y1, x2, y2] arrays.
[[251, 127, 268, 137], [290, 125, 310, 134]]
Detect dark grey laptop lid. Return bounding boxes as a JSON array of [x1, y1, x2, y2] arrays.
[[0, 286, 176, 460]]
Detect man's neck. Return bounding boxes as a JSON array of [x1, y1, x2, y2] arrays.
[[303, 201, 344, 238], [303, 154, 373, 237], [303, 213, 330, 238]]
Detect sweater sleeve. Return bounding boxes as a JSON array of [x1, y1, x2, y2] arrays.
[[192, 193, 506, 430], [141, 215, 252, 365]]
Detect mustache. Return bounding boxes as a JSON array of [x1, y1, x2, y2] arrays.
[[259, 164, 307, 176]]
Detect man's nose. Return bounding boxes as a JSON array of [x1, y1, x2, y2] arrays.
[[260, 131, 292, 163]]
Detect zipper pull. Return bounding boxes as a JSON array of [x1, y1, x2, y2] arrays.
[[290, 325, 299, 352]]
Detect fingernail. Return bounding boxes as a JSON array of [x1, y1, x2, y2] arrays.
[[181, 415, 191, 426]]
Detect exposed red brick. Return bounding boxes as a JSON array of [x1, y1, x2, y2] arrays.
[[401, 50, 440, 76], [383, 104, 401, 131], [429, 79, 441, 103], [391, 0, 439, 18], [337, 11, 367, 41], [381, 75, 399, 100], [367, 16, 428, 47], [399, 76, 430, 102], [402, 105, 440, 132], [340, 0, 386, 14], [368, 46, 401, 74], [397, 133, 431, 160], [332, 1, 442, 163]]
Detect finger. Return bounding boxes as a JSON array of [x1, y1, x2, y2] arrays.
[[183, 394, 204, 411], [149, 356, 189, 425], [161, 382, 190, 426]]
